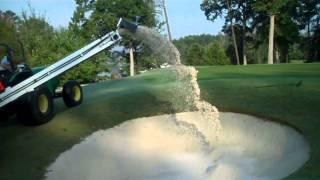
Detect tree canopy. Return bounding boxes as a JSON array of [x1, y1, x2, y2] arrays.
[[173, 34, 231, 65], [201, 0, 320, 63]]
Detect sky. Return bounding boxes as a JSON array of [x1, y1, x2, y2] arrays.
[[0, 0, 224, 39]]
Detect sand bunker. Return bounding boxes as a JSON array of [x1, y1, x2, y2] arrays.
[[45, 112, 309, 180]]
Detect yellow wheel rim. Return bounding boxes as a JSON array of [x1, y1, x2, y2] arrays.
[[72, 86, 81, 102], [38, 94, 49, 113]]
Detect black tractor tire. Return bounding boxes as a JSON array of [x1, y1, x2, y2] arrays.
[[62, 80, 83, 107], [17, 86, 54, 125]]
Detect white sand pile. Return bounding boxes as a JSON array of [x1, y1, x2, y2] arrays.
[[45, 112, 309, 180]]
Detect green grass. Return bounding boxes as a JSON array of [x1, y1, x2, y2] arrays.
[[197, 63, 320, 179], [0, 64, 319, 179]]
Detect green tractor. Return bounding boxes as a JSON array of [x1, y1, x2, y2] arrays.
[[0, 43, 83, 125]]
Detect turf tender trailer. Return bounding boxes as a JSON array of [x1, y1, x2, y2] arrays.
[[0, 18, 137, 125]]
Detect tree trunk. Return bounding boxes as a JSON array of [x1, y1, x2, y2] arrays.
[[243, 54, 247, 65], [284, 48, 289, 63], [268, 14, 275, 64], [231, 23, 240, 65], [226, 0, 240, 65], [275, 48, 280, 64], [257, 46, 262, 64], [307, 20, 310, 38], [242, 19, 247, 65], [129, 47, 134, 76]]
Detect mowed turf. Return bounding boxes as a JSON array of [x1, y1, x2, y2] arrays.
[[0, 64, 319, 179]]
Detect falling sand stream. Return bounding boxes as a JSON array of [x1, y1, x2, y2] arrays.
[[45, 27, 309, 180]]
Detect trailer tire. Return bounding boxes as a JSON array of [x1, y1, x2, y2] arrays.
[[62, 80, 83, 107], [17, 86, 54, 125]]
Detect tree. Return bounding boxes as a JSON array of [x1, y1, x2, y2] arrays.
[[52, 28, 100, 84], [69, 0, 95, 39], [225, 0, 240, 65], [201, 0, 237, 65], [288, 43, 304, 61], [204, 42, 230, 65], [295, 0, 320, 62], [0, 10, 21, 59], [13, 6, 101, 84], [253, 0, 291, 64], [173, 34, 228, 64], [275, 13, 300, 63], [295, 0, 319, 38], [17, 10, 56, 66], [70, 0, 157, 76], [186, 43, 205, 65], [201, 0, 254, 65], [87, 0, 156, 38], [306, 26, 320, 62]]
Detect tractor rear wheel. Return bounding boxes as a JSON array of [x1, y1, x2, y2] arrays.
[[17, 86, 54, 125], [62, 80, 83, 107]]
